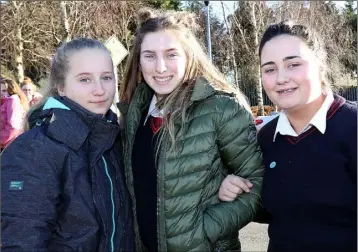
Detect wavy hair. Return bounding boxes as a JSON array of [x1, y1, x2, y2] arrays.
[[120, 8, 250, 152]]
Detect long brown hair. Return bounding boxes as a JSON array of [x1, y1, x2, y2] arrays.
[[1, 78, 29, 111], [120, 8, 250, 152]]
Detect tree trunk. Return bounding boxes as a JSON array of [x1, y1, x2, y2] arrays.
[[60, 1, 71, 43], [12, 1, 24, 83], [15, 25, 24, 83], [255, 65, 265, 115], [251, 2, 264, 116], [221, 1, 239, 88]]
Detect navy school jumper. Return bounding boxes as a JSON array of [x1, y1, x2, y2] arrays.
[[258, 95, 357, 252]]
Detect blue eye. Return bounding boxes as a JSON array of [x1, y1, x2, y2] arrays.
[[103, 76, 113, 81], [80, 78, 91, 83], [168, 53, 178, 58], [264, 68, 275, 73], [288, 63, 301, 68], [144, 54, 155, 59]]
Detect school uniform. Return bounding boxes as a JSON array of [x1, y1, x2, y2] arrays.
[[258, 92, 357, 252], [131, 95, 163, 252], [119, 78, 264, 251]]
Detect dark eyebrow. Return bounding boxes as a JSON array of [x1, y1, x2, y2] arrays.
[[261, 61, 274, 68], [283, 55, 301, 61], [261, 56, 301, 68]]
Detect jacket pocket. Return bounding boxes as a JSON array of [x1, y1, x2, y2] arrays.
[[202, 223, 214, 252], [203, 210, 223, 244]]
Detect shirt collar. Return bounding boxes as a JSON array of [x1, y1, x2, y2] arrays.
[[143, 95, 165, 125], [273, 90, 335, 142]]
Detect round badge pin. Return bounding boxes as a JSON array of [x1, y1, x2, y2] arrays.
[[269, 162, 276, 168]]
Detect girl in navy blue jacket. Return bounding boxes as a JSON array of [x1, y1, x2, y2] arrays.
[[219, 21, 357, 252], [1, 38, 134, 251]]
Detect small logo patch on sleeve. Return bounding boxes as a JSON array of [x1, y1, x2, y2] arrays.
[[9, 181, 24, 191]]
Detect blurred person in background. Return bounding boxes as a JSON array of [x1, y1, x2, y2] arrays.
[[20, 76, 43, 107], [1, 78, 28, 151]]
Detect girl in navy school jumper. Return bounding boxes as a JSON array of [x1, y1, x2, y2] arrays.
[[218, 21, 357, 252]]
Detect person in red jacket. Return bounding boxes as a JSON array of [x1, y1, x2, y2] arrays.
[[1, 78, 29, 151]]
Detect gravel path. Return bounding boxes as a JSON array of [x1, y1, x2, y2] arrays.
[[239, 222, 269, 252]]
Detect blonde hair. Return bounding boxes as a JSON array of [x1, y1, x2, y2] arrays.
[[120, 8, 250, 152], [25, 38, 112, 130], [1, 78, 29, 111], [20, 77, 37, 91]]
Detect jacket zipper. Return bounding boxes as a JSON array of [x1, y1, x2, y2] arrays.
[[122, 104, 148, 252], [101, 156, 116, 252], [91, 156, 107, 251], [156, 111, 187, 251], [87, 119, 120, 251], [111, 150, 125, 249], [157, 134, 169, 252]]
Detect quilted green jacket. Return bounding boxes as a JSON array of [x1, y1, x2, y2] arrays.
[[118, 77, 264, 252]]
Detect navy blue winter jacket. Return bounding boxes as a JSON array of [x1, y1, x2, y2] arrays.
[[1, 96, 134, 251]]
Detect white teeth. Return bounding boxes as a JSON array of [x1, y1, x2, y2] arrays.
[[280, 88, 294, 93], [154, 76, 172, 82]]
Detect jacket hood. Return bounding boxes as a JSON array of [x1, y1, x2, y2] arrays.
[[42, 96, 118, 123], [42, 97, 71, 111], [34, 96, 119, 151]]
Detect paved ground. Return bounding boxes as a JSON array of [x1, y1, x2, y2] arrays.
[[239, 222, 269, 252]]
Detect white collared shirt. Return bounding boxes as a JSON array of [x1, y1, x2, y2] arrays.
[[143, 95, 165, 125], [273, 90, 334, 142]]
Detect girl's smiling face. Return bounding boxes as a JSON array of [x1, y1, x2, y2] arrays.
[[260, 34, 324, 111]]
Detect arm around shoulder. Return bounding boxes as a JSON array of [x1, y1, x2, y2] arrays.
[[204, 96, 265, 243]]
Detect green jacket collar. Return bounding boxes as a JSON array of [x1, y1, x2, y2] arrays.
[[190, 77, 217, 102], [117, 83, 153, 116]]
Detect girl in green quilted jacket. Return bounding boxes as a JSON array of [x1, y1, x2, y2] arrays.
[[118, 8, 265, 252]]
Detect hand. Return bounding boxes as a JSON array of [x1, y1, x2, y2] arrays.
[[218, 175, 253, 202]]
